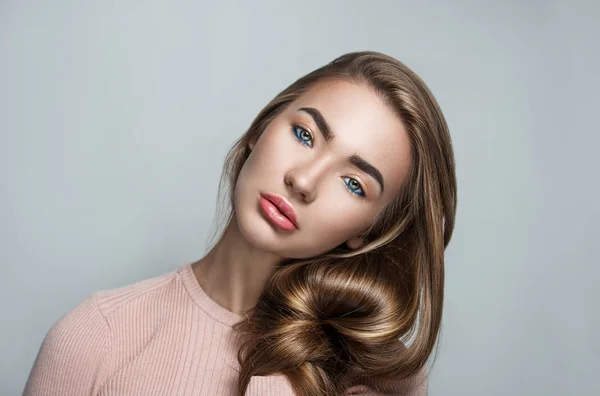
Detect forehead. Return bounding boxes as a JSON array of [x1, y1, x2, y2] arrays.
[[288, 78, 412, 198]]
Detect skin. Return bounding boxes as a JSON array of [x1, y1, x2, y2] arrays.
[[192, 78, 412, 316]]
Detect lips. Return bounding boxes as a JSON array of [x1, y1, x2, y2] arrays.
[[259, 192, 298, 229]]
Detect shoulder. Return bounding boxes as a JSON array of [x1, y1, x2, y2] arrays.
[[48, 265, 180, 336], [39, 292, 109, 359], [23, 293, 110, 395], [24, 265, 185, 395], [92, 265, 182, 318]]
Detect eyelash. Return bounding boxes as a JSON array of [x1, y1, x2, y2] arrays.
[[291, 124, 366, 198]]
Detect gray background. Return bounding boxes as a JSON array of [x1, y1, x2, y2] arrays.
[[1, 1, 598, 395]]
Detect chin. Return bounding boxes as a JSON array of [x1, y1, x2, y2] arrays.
[[235, 197, 279, 248]]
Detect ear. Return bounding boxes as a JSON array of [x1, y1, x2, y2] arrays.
[[345, 235, 365, 250], [248, 139, 256, 151]]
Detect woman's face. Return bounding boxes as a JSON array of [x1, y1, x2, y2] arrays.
[[234, 78, 412, 259]]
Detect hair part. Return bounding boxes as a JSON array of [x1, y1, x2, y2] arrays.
[[206, 50, 457, 396]]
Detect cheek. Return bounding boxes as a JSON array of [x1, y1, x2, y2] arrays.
[[286, 211, 370, 259], [233, 130, 294, 212], [248, 131, 294, 173], [304, 196, 373, 245]]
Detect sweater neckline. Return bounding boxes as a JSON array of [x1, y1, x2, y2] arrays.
[[179, 262, 246, 327]]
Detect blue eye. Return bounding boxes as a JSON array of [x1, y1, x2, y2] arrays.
[[292, 124, 366, 199], [292, 124, 313, 148], [343, 177, 365, 197]]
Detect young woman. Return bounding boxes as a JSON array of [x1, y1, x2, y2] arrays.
[[24, 51, 457, 396]]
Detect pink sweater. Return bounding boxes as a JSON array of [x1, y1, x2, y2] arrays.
[[23, 262, 428, 395]]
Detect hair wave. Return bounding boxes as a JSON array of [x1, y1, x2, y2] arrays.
[[206, 51, 457, 396]]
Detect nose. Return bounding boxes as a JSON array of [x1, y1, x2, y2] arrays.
[[284, 157, 329, 203]]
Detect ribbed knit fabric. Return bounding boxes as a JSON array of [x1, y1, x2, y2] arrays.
[[23, 262, 428, 395]]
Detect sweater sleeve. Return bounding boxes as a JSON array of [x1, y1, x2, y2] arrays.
[[343, 368, 428, 396], [22, 293, 110, 396], [243, 368, 427, 396], [245, 374, 296, 395]]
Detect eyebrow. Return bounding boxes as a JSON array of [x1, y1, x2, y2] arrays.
[[297, 107, 385, 194]]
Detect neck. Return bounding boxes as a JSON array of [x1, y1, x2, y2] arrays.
[[191, 215, 283, 316]]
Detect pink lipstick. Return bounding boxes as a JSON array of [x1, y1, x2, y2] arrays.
[[259, 192, 298, 231]]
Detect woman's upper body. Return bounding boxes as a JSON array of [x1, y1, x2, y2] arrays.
[[23, 262, 428, 396], [24, 51, 454, 396]]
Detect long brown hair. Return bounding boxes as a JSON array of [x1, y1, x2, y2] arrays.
[[206, 51, 457, 396]]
